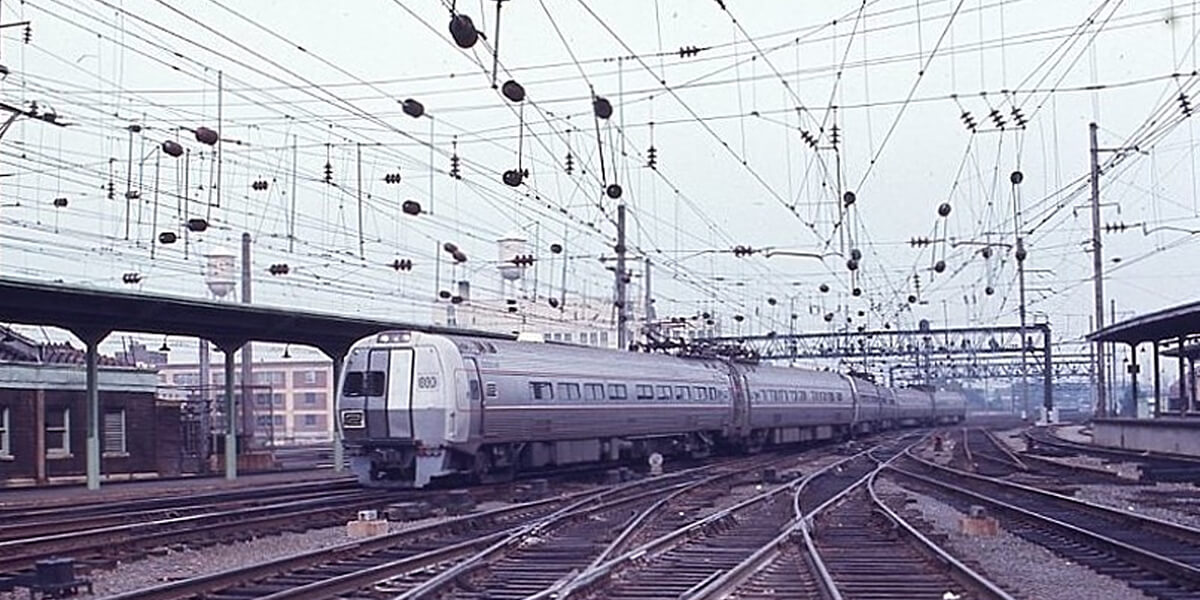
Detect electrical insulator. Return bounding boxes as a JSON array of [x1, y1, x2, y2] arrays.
[[251, 180, 269, 191], [383, 173, 402, 184], [593, 96, 614, 120], [402, 200, 422, 216], [159, 232, 177, 244], [23, 24, 31, 44], [565, 152, 574, 174], [678, 45, 703, 58], [186, 218, 209, 232], [449, 153, 461, 179], [268, 264, 290, 276], [323, 161, 333, 184], [52, 197, 67, 208], [647, 146, 657, 169], [391, 258, 414, 271], [937, 203, 952, 217], [121, 272, 142, 284], [501, 80, 526, 103], [960, 110, 977, 132], [402, 99, 425, 118], [989, 108, 1006, 129], [830, 124, 840, 146], [1181, 93, 1194, 117]]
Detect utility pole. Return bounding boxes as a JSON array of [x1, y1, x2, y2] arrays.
[[1016, 237, 1030, 419], [643, 257, 655, 342], [240, 233, 253, 450], [615, 203, 628, 350], [1089, 122, 1108, 417], [356, 142, 364, 260]]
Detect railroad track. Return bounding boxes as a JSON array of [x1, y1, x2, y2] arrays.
[[96, 456, 767, 600], [891, 448, 1200, 599], [0, 478, 362, 542], [686, 435, 1010, 600], [0, 488, 393, 580]]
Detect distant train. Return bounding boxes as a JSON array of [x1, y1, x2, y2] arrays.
[[337, 331, 965, 487]]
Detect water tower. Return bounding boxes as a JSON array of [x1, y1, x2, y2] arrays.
[[204, 247, 237, 299], [496, 233, 527, 298]]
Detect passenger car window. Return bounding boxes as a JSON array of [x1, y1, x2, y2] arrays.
[[608, 384, 628, 400], [694, 387, 708, 400], [675, 386, 691, 401], [636, 385, 654, 399], [584, 383, 605, 401], [559, 383, 582, 400], [656, 385, 671, 400], [530, 381, 553, 400]]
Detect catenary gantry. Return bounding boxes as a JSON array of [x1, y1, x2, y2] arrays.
[[0, 276, 511, 489]]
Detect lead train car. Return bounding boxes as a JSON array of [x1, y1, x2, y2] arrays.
[[338, 331, 964, 487]]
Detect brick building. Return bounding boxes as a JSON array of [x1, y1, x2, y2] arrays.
[[0, 327, 170, 485]]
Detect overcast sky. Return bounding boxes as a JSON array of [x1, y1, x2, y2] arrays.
[[1, 0, 1198, 369]]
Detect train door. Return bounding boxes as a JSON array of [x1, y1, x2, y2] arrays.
[[464, 357, 484, 436], [385, 348, 415, 438]]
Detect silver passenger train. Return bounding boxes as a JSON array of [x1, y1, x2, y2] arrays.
[[337, 331, 966, 487]]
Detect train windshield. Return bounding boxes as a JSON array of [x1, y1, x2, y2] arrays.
[[343, 371, 385, 396]]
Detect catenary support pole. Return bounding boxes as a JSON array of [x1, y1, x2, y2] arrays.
[[1153, 340, 1161, 418], [1089, 122, 1107, 417]]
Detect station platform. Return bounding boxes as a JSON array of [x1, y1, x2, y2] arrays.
[[1092, 417, 1200, 457]]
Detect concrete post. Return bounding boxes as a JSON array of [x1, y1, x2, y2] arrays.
[[331, 355, 344, 472], [85, 339, 101, 490], [224, 348, 237, 480], [1153, 341, 1161, 418], [34, 389, 46, 483], [1128, 342, 1139, 416], [1180, 337, 1188, 415]]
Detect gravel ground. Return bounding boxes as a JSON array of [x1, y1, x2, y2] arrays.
[[1031, 453, 1143, 480], [1075, 482, 1200, 528], [0, 503, 510, 600], [996, 428, 1028, 453], [875, 477, 1152, 600]]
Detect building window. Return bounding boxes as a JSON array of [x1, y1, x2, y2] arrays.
[[103, 410, 127, 455], [304, 414, 318, 426], [273, 414, 286, 427], [608, 384, 628, 400], [531, 382, 554, 400], [558, 383, 582, 400], [301, 392, 326, 407], [563, 333, 573, 343], [0, 407, 8, 457], [46, 407, 70, 456], [599, 332, 610, 347], [584, 383, 605, 401]]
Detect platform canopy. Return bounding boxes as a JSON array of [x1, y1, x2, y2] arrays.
[[0, 276, 511, 355], [1088, 298, 1200, 345]]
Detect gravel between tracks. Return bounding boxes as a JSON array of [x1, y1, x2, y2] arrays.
[[1075, 482, 1200, 528], [0, 502, 510, 600], [876, 477, 1151, 600]]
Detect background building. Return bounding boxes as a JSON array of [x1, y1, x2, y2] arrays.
[[157, 357, 334, 444]]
